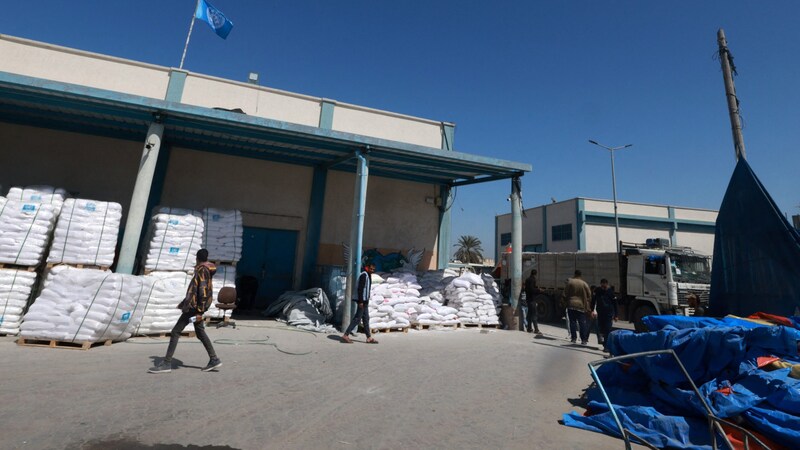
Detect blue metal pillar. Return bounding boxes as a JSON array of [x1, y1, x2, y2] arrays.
[[342, 151, 369, 329], [668, 206, 678, 245], [301, 166, 327, 287], [510, 177, 522, 309], [542, 205, 548, 252], [576, 198, 586, 251], [437, 122, 455, 268], [117, 122, 164, 274]]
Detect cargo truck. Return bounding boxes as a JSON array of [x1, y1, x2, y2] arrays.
[[499, 239, 711, 331]]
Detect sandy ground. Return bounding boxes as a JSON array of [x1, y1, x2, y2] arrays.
[[0, 321, 626, 450]]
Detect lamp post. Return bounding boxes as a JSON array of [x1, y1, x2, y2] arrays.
[[588, 140, 633, 253]]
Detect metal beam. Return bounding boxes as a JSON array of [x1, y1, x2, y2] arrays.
[[449, 171, 525, 187], [342, 152, 369, 330]]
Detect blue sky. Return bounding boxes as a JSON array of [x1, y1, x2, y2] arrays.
[[2, 1, 798, 258]]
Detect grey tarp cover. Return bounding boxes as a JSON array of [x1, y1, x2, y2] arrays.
[[262, 288, 336, 333], [709, 158, 800, 317]]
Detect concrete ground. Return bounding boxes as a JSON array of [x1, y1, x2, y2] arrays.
[[0, 320, 626, 450]]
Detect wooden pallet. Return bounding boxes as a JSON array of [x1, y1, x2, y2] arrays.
[[135, 331, 196, 338], [0, 263, 37, 272], [411, 323, 460, 330], [46, 263, 110, 271], [17, 338, 113, 350], [461, 323, 500, 329], [369, 326, 409, 334]]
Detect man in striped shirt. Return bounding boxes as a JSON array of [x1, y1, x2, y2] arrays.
[[341, 264, 378, 344]]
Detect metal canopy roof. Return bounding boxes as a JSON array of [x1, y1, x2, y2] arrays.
[[0, 72, 531, 185]]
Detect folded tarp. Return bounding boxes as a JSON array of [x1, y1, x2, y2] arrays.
[[263, 288, 335, 332], [564, 318, 800, 449]]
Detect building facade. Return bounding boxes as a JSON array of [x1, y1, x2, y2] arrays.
[[495, 198, 718, 260]]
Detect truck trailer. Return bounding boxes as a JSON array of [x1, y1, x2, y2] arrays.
[[499, 239, 712, 331]]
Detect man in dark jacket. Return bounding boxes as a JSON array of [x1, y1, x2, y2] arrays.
[[341, 264, 378, 344], [149, 249, 222, 373], [591, 278, 617, 350], [524, 270, 542, 334]]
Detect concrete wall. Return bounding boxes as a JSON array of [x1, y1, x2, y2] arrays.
[[0, 122, 141, 211], [0, 35, 170, 99], [332, 104, 443, 148], [675, 231, 714, 256], [545, 199, 578, 252], [159, 148, 313, 287], [673, 207, 718, 222], [317, 170, 439, 270]]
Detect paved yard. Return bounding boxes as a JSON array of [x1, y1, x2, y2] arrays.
[[1, 321, 624, 450]]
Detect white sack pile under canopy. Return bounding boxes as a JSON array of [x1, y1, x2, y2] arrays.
[[0, 197, 57, 266], [0, 268, 37, 335], [47, 198, 122, 267], [6, 185, 68, 215], [263, 288, 336, 333], [143, 207, 204, 272], [201, 208, 242, 263], [367, 272, 422, 330], [136, 271, 193, 335], [444, 272, 501, 326], [20, 266, 146, 342]]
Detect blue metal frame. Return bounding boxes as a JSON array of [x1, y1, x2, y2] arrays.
[[583, 211, 715, 230], [668, 206, 678, 245], [319, 100, 335, 129], [165, 69, 188, 102], [576, 198, 586, 251], [301, 166, 327, 287]]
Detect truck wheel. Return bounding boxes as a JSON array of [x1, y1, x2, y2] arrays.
[[534, 294, 555, 322], [633, 304, 657, 332]]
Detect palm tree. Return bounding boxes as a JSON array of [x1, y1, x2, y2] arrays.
[[453, 235, 484, 264]]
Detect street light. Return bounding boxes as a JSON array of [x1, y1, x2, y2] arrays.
[[588, 140, 634, 253]]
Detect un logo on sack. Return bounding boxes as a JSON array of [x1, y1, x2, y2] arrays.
[[207, 7, 225, 29]]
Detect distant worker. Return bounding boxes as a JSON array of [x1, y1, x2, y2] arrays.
[[341, 264, 379, 344], [564, 270, 592, 345], [687, 293, 706, 317], [149, 249, 222, 373], [591, 278, 618, 351], [524, 269, 542, 334]]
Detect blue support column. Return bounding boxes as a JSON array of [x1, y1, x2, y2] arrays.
[[510, 177, 522, 309], [542, 205, 548, 252], [437, 122, 455, 268], [139, 143, 172, 245], [301, 166, 327, 287], [165, 69, 188, 102], [342, 152, 369, 329], [117, 122, 164, 274]]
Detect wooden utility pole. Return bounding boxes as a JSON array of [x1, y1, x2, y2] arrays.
[[717, 29, 747, 161]]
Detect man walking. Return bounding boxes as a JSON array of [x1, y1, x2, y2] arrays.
[[564, 270, 592, 345], [149, 249, 222, 373], [591, 278, 617, 350], [341, 264, 378, 344], [524, 269, 542, 334]]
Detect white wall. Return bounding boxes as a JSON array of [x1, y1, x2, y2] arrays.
[[673, 208, 718, 222], [584, 198, 669, 218], [546, 200, 578, 252], [675, 231, 714, 256], [332, 104, 443, 148], [0, 36, 169, 99]]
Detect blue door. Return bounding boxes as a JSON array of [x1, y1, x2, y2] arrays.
[[237, 227, 298, 311]]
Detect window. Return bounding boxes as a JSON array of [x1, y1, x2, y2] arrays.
[[500, 233, 512, 246], [523, 244, 542, 252], [551, 224, 572, 241], [645, 255, 665, 275]]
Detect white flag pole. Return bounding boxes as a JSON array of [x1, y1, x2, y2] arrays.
[[179, 0, 201, 69]]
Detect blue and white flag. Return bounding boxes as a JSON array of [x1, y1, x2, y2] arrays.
[[195, 0, 234, 39]]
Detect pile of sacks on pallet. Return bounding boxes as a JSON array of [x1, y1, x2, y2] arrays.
[[20, 266, 146, 342], [368, 271, 419, 330], [47, 199, 122, 267], [444, 272, 501, 326], [0, 196, 58, 267], [408, 269, 462, 327], [143, 207, 205, 272], [0, 269, 37, 335]]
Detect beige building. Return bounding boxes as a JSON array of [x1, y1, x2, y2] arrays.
[[0, 35, 530, 306]]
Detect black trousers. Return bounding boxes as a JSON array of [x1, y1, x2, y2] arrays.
[[344, 302, 371, 338], [165, 311, 217, 361], [597, 310, 614, 345], [567, 309, 590, 343], [526, 300, 539, 331]]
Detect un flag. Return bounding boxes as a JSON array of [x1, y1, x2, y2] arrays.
[[195, 0, 234, 39]]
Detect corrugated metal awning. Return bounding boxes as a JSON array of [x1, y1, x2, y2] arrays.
[[0, 71, 531, 185]]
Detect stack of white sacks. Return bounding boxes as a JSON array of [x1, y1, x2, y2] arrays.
[[20, 265, 146, 342], [410, 269, 461, 327], [137, 271, 193, 335], [200, 208, 241, 320], [6, 185, 68, 215], [201, 208, 242, 263], [444, 272, 501, 326], [0, 269, 37, 335], [0, 197, 57, 266], [143, 207, 204, 272], [367, 271, 420, 331], [46, 199, 122, 267]]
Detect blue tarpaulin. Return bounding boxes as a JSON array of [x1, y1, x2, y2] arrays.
[[709, 158, 800, 318], [563, 317, 800, 448]]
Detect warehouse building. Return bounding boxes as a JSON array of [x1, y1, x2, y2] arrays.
[[0, 35, 530, 308], [495, 198, 718, 260]]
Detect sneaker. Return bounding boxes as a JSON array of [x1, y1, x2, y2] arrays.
[[534, 329, 542, 335], [148, 360, 172, 374], [581, 341, 589, 346], [202, 358, 222, 372], [570, 339, 577, 344]]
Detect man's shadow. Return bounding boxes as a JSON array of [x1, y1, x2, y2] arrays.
[[149, 356, 202, 370]]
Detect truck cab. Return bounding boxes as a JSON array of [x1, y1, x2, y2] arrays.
[[622, 240, 711, 331]]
